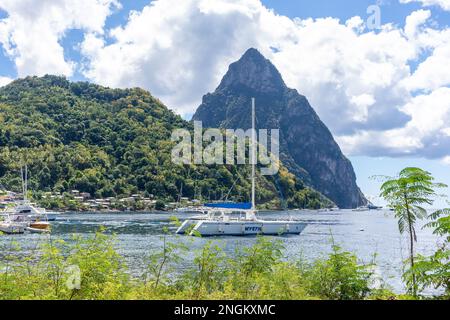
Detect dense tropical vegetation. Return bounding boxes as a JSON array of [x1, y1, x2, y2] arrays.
[[0, 75, 331, 210], [0, 231, 394, 300]]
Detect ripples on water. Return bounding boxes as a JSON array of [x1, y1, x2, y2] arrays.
[[0, 210, 443, 294]]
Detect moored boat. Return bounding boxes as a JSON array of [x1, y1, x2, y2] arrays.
[[0, 215, 26, 234], [174, 206, 209, 215], [176, 99, 307, 237], [0, 223, 25, 234], [0, 167, 54, 234], [176, 203, 306, 236], [29, 220, 51, 231], [352, 206, 370, 212], [3, 166, 60, 223], [26, 226, 51, 233], [7, 201, 60, 222]]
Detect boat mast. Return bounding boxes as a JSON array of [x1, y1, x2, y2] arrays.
[[21, 166, 24, 200], [251, 98, 256, 211], [24, 164, 28, 202], [20, 165, 28, 202]]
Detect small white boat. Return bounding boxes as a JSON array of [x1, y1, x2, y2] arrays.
[[0, 223, 25, 234], [26, 226, 51, 234], [352, 204, 382, 212], [352, 207, 370, 212], [0, 167, 54, 234], [174, 206, 209, 214], [0, 215, 26, 234], [2, 212, 51, 234], [29, 220, 51, 231], [7, 201, 60, 222]]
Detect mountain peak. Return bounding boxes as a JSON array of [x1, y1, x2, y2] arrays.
[[218, 48, 286, 93], [240, 47, 266, 60], [193, 50, 368, 208]]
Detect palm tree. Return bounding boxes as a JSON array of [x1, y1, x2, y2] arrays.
[[379, 167, 447, 296]]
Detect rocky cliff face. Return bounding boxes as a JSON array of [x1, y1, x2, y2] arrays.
[[193, 48, 367, 208]]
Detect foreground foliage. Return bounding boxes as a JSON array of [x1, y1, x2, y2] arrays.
[[407, 208, 450, 298], [379, 167, 447, 296], [0, 230, 423, 301]]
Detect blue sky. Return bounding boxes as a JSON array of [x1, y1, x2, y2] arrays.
[[1, 0, 450, 206], [263, 0, 422, 20]]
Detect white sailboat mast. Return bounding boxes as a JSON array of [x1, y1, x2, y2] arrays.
[[21, 166, 24, 200], [251, 98, 256, 211], [24, 164, 28, 201], [20, 164, 28, 201]]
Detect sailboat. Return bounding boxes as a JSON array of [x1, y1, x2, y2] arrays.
[[176, 98, 306, 236], [3, 166, 53, 233]]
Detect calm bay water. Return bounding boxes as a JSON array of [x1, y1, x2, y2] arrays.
[[0, 210, 443, 294]]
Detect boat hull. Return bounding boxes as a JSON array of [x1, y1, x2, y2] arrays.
[[176, 219, 198, 234], [5, 212, 59, 222], [182, 220, 306, 236], [26, 227, 51, 234], [0, 223, 26, 234], [29, 222, 50, 230]]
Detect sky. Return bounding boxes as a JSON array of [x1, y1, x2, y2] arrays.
[[0, 0, 450, 206]]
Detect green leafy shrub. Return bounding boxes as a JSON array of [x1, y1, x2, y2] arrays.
[[301, 245, 374, 300]]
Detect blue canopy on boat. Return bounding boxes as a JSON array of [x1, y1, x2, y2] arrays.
[[204, 202, 252, 210]]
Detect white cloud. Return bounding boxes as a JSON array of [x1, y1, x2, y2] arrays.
[[400, 0, 450, 11], [405, 42, 450, 91], [339, 87, 450, 158], [442, 128, 450, 136], [81, 0, 283, 112], [404, 9, 431, 38], [1, 0, 450, 163], [350, 94, 376, 122], [82, 1, 416, 133], [0, 76, 13, 87], [78, 1, 450, 162], [270, 17, 416, 135], [442, 156, 450, 165], [0, 0, 119, 77]]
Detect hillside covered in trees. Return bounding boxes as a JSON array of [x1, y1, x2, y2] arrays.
[[0, 75, 332, 210]]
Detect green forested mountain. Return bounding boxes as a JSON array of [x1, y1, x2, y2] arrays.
[[0, 75, 331, 209]]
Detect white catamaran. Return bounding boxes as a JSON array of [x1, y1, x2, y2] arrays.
[[176, 98, 306, 236]]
